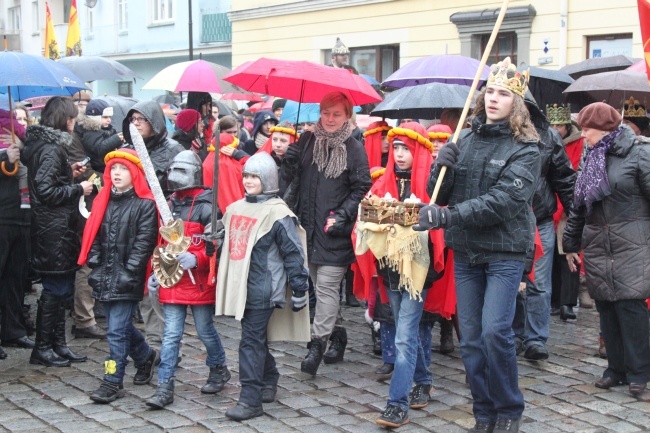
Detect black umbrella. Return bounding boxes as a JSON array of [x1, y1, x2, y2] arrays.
[[562, 70, 650, 110], [95, 95, 139, 133], [371, 82, 470, 120], [523, 66, 574, 110], [58, 56, 139, 82], [560, 55, 641, 79], [153, 93, 181, 106]]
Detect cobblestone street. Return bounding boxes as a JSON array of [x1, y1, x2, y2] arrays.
[[1, 291, 649, 433]]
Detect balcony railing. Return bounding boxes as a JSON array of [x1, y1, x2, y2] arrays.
[[201, 12, 231, 43]]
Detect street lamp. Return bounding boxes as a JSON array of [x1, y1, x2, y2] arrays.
[[85, 0, 97, 8]]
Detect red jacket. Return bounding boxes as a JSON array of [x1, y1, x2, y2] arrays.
[[158, 188, 214, 305]]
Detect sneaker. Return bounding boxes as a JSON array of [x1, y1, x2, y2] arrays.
[[89, 381, 125, 404], [408, 383, 433, 409], [468, 421, 496, 432], [133, 349, 159, 385], [375, 404, 409, 428], [493, 417, 521, 433]]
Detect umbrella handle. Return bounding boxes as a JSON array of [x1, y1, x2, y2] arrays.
[[430, 0, 510, 204]]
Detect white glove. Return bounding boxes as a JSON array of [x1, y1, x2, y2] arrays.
[[147, 273, 160, 297], [177, 252, 197, 270]]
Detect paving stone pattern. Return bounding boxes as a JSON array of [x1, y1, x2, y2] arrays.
[[1, 290, 649, 432]]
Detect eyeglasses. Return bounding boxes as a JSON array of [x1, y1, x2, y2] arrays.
[[130, 116, 149, 124]]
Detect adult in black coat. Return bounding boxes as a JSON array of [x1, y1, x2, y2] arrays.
[[563, 103, 650, 398], [280, 91, 371, 376], [21, 97, 94, 367]]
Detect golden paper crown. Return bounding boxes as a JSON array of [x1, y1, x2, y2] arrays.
[[545, 104, 572, 125], [487, 57, 529, 97], [622, 97, 647, 118]]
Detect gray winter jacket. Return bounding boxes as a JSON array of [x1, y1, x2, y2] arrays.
[[563, 126, 650, 302], [429, 115, 541, 264]]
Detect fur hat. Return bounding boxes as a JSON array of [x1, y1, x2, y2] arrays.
[[175, 109, 201, 133], [577, 102, 622, 132]]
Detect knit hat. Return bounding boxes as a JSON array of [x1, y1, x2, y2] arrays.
[[86, 99, 113, 118], [577, 102, 622, 132], [332, 37, 350, 55], [176, 109, 201, 133], [426, 124, 452, 141], [272, 98, 287, 112]]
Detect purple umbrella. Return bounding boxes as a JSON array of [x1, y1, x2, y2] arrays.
[[382, 55, 491, 88]]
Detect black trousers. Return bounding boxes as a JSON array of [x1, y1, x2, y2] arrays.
[[597, 299, 650, 384], [551, 243, 579, 308], [238, 308, 279, 406], [0, 224, 29, 341]]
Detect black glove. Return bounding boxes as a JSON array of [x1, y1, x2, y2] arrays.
[[291, 290, 307, 312], [205, 240, 215, 257], [436, 142, 460, 169], [412, 204, 451, 231], [284, 142, 302, 162], [232, 149, 248, 161]]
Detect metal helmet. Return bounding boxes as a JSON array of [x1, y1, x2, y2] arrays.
[[243, 152, 279, 194], [167, 150, 203, 191]]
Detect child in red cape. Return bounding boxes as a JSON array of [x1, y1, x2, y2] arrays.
[[203, 132, 246, 214]]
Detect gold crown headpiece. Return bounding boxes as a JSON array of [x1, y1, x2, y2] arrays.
[[487, 57, 529, 97], [622, 96, 647, 118], [545, 104, 572, 125]]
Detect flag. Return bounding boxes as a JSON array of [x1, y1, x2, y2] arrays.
[[638, 0, 650, 84], [65, 0, 82, 57], [44, 2, 60, 60]]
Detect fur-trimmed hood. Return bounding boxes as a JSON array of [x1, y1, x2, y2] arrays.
[[23, 124, 74, 165], [75, 113, 102, 132], [563, 122, 582, 145]]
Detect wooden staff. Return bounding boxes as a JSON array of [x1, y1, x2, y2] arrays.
[[430, 0, 510, 204]]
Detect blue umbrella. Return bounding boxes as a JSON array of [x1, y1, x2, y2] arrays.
[[0, 51, 89, 100], [280, 100, 362, 124], [360, 74, 380, 86]]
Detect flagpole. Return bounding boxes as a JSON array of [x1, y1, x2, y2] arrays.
[[430, 0, 510, 204]]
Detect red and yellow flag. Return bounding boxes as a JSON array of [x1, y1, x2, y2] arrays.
[[44, 2, 60, 60], [65, 0, 82, 57], [638, 0, 650, 84]]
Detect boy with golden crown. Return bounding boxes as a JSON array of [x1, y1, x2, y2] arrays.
[[415, 57, 541, 433]]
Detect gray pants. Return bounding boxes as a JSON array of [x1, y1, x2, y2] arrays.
[[73, 265, 96, 329], [141, 294, 165, 351], [309, 263, 346, 341]]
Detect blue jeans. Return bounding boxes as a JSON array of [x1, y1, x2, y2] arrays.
[[103, 301, 151, 384], [386, 289, 432, 411], [381, 321, 433, 367], [455, 260, 525, 423], [41, 273, 75, 297], [158, 304, 226, 384], [525, 221, 555, 348]]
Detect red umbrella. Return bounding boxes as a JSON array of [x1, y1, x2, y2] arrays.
[[143, 59, 241, 93], [221, 92, 263, 103], [223, 58, 382, 105], [627, 60, 647, 73], [248, 98, 273, 113]]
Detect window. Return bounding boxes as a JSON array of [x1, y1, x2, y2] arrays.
[[481, 32, 518, 65], [118, 0, 128, 32], [8, 6, 21, 33], [118, 81, 133, 98], [152, 0, 173, 23], [323, 45, 399, 82], [587, 33, 633, 58], [32, 1, 39, 34]]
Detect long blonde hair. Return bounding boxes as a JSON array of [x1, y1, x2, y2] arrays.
[[472, 87, 539, 143]]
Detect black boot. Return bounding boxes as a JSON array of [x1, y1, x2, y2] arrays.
[[0, 346, 6, 359], [146, 380, 175, 409], [344, 269, 360, 307], [201, 364, 231, 394], [30, 295, 70, 367], [439, 319, 455, 354], [301, 338, 325, 375], [323, 327, 347, 364], [89, 380, 125, 404], [53, 300, 87, 363]]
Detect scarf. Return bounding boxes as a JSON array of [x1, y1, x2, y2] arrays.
[[255, 132, 268, 149], [573, 127, 622, 215], [312, 119, 352, 178]]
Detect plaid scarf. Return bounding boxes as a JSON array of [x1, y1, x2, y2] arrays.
[[573, 127, 623, 215], [313, 119, 352, 178]]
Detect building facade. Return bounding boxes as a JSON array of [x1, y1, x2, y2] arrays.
[[229, 0, 644, 82]]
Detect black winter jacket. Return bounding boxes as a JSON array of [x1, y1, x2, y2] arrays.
[[0, 152, 29, 227], [429, 115, 541, 264], [75, 114, 122, 173], [172, 128, 208, 162], [22, 125, 84, 275], [526, 97, 576, 223], [244, 194, 309, 309], [563, 126, 650, 302], [280, 131, 371, 266], [123, 101, 184, 193], [87, 188, 158, 302]]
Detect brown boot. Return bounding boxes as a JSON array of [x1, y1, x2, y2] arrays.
[[579, 285, 594, 309], [598, 337, 607, 359]]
